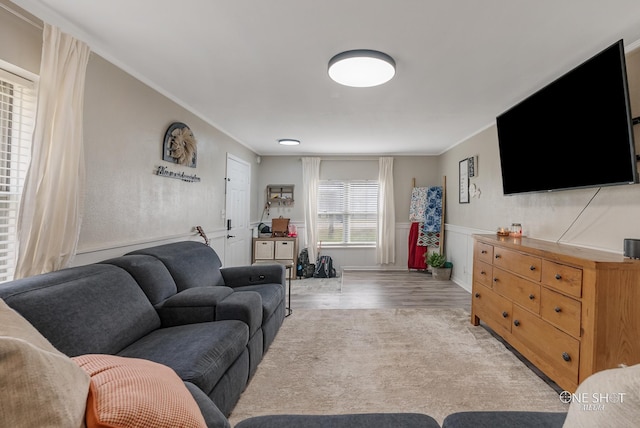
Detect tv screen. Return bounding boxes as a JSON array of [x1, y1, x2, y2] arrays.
[[496, 40, 637, 195]]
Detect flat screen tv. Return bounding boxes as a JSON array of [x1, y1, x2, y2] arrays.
[[496, 39, 638, 195]]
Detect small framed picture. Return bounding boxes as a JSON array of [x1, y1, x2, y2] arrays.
[[459, 158, 470, 204]]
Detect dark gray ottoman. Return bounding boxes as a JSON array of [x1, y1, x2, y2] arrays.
[[235, 413, 441, 428], [442, 411, 567, 428]]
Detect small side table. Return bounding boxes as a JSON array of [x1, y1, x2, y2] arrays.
[[252, 260, 293, 317]]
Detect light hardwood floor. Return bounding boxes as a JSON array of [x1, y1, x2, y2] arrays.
[[289, 270, 471, 311]]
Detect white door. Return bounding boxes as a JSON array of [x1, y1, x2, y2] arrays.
[[225, 154, 251, 267]]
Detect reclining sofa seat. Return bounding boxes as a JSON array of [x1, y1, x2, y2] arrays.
[[100, 253, 265, 379], [0, 263, 250, 416], [126, 241, 287, 353]]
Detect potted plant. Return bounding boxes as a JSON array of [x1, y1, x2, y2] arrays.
[[426, 252, 452, 280]]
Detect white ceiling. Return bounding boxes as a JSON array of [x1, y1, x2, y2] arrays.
[[11, 0, 640, 156]]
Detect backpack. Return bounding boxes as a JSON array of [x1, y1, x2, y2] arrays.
[[298, 248, 314, 278], [313, 255, 336, 278]]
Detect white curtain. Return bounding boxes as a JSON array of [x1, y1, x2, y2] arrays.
[[301, 157, 320, 263], [376, 157, 395, 264], [15, 24, 91, 278]]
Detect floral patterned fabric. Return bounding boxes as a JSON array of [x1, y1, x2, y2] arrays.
[[423, 186, 442, 233], [409, 187, 428, 222], [409, 186, 443, 250]]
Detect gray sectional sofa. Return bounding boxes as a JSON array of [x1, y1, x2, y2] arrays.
[[0, 241, 285, 425]]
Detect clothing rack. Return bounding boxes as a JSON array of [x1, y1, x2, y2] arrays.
[[408, 176, 446, 270]]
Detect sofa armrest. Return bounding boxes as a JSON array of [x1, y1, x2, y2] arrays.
[[183, 381, 231, 428], [220, 264, 285, 288], [156, 286, 234, 327], [215, 291, 262, 336]]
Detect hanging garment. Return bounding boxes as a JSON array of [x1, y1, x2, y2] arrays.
[[408, 222, 427, 270]]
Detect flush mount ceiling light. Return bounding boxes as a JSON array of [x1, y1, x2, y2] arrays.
[[278, 139, 300, 146], [328, 49, 396, 87]]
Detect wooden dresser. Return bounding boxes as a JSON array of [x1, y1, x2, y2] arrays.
[[471, 234, 640, 392]]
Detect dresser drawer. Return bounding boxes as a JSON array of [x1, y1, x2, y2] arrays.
[[472, 283, 512, 334], [492, 267, 540, 315], [512, 306, 580, 386], [474, 241, 494, 264], [473, 260, 493, 288], [493, 248, 542, 282], [541, 260, 582, 298], [541, 287, 581, 338]]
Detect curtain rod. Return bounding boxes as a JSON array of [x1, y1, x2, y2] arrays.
[[0, 2, 43, 30]]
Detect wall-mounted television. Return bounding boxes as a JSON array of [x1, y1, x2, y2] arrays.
[[496, 39, 638, 195]]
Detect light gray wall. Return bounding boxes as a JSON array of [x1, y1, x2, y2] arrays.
[[0, 6, 260, 265], [0, 1, 41, 74], [81, 55, 258, 255]]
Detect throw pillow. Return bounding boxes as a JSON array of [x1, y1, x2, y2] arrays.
[[563, 364, 640, 427], [72, 354, 207, 428], [0, 298, 90, 428]]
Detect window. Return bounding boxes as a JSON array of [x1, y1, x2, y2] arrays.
[[317, 180, 378, 246], [0, 66, 36, 282]]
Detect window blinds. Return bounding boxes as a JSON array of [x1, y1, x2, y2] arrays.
[[317, 179, 378, 245], [0, 69, 35, 282]]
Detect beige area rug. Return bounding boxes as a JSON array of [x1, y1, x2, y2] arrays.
[[228, 308, 568, 425]]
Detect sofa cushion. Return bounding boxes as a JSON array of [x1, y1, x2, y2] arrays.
[[563, 363, 640, 428], [117, 320, 249, 395], [0, 299, 90, 428], [100, 254, 178, 305], [0, 264, 161, 356], [127, 241, 225, 291], [73, 354, 207, 428]]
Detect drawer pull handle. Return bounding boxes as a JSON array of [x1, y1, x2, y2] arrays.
[[554, 306, 562, 313], [493, 277, 498, 283], [529, 294, 535, 300], [562, 352, 571, 362], [513, 320, 520, 327], [555, 274, 562, 280], [495, 254, 501, 259], [474, 293, 480, 298], [480, 270, 486, 275], [481, 250, 487, 254], [529, 265, 536, 271], [502, 311, 508, 318]]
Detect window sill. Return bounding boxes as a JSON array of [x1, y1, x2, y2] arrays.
[[319, 244, 376, 250]]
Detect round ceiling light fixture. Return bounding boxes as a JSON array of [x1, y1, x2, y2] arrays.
[[278, 139, 300, 146], [328, 49, 396, 88]]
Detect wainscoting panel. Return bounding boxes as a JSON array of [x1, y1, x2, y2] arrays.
[[72, 228, 228, 266]]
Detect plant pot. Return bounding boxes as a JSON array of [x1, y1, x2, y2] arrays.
[[432, 267, 452, 280]]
